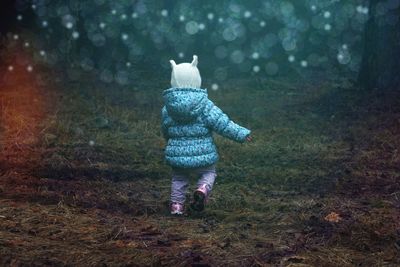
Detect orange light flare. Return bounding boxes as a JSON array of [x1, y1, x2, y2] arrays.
[[0, 53, 48, 167]]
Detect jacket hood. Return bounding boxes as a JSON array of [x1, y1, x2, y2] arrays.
[[163, 87, 208, 123]]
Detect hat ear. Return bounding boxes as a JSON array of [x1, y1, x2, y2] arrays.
[[191, 55, 198, 67], [170, 60, 176, 68]]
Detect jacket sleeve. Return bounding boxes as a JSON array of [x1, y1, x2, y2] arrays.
[[161, 106, 170, 140], [201, 100, 251, 143]]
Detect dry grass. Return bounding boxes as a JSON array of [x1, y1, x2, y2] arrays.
[[1, 56, 399, 266]]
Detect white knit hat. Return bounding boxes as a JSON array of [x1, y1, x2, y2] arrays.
[[170, 55, 202, 89]]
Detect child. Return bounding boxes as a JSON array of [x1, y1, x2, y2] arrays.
[[161, 55, 251, 215]]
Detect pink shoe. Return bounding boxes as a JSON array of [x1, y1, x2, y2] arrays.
[[170, 202, 184, 215], [191, 184, 208, 211]]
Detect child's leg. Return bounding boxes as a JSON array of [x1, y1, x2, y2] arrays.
[[191, 164, 217, 211], [196, 164, 217, 195], [171, 169, 189, 204]]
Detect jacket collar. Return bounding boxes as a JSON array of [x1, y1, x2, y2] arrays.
[[163, 87, 207, 96]]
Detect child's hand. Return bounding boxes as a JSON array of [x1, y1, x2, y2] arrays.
[[246, 135, 252, 142]]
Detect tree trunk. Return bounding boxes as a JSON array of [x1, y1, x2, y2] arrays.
[[0, 0, 17, 35], [358, 0, 400, 90]]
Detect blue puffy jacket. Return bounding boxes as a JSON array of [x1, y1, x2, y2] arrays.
[[161, 87, 251, 169]]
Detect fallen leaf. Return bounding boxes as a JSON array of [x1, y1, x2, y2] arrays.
[[324, 212, 341, 223], [114, 240, 126, 248]]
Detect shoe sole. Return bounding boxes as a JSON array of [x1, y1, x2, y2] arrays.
[[191, 191, 206, 211]]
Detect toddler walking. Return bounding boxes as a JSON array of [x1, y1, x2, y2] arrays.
[[161, 55, 251, 215]]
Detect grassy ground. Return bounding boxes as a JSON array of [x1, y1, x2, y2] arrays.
[[1, 60, 399, 266]]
